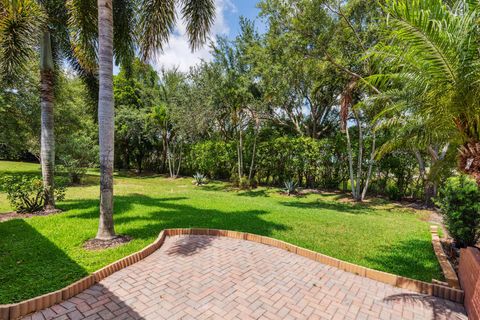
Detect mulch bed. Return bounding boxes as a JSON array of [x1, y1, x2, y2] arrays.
[[83, 235, 133, 250], [0, 209, 62, 222]]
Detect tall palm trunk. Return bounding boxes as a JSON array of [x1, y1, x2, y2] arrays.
[[96, 0, 116, 240], [40, 31, 55, 210]]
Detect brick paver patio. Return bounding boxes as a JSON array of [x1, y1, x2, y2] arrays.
[[24, 235, 467, 320]]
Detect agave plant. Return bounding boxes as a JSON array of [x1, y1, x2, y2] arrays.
[[193, 173, 206, 186], [284, 180, 297, 196]]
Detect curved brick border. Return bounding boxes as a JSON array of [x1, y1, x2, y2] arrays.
[[0, 228, 465, 320], [430, 226, 460, 289]]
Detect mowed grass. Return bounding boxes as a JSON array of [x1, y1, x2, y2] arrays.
[[0, 161, 442, 303]]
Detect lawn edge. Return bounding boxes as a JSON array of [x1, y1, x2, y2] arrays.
[[0, 228, 464, 320]]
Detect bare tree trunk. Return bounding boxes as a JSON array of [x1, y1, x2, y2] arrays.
[[361, 129, 376, 201], [175, 148, 182, 178], [237, 113, 244, 181], [414, 148, 428, 203], [96, 0, 116, 240], [345, 124, 357, 199], [248, 118, 259, 183], [40, 31, 56, 210], [354, 112, 363, 201]]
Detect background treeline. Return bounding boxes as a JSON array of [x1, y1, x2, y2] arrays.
[[0, 0, 469, 205]]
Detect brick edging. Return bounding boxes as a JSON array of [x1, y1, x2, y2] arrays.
[[430, 225, 461, 289], [0, 228, 464, 320]]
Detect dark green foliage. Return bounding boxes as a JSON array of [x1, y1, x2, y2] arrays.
[[57, 133, 97, 184], [436, 175, 480, 248], [0, 175, 66, 213], [188, 141, 234, 179], [256, 137, 342, 188]]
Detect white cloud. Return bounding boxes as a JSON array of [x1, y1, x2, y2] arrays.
[[152, 0, 236, 73]]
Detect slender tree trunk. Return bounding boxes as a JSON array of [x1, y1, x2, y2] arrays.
[[414, 148, 428, 203], [354, 112, 363, 200], [96, 0, 116, 240], [361, 129, 376, 201], [345, 124, 357, 199], [248, 119, 259, 183], [175, 148, 182, 178], [237, 114, 244, 181], [40, 31, 56, 211]]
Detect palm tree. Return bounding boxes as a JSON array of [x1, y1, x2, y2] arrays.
[[374, 0, 480, 183], [0, 0, 70, 210], [94, 0, 215, 239]]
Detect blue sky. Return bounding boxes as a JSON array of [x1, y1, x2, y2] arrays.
[[151, 0, 265, 72]]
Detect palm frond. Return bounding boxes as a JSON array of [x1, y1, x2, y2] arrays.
[[181, 0, 215, 51], [113, 0, 136, 69], [66, 0, 98, 73], [0, 0, 46, 81], [137, 0, 175, 60]]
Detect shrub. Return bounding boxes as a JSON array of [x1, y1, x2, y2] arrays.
[[284, 180, 297, 196], [57, 133, 97, 184], [193, 173, 207, 186], [0, 175, 66, 213], [189, 141, 234, 179], [385, 183, 402, 201], [436, 175, 480, 248], [58, 156, 88, 184]]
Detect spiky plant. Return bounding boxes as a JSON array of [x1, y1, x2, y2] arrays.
[[284, 180, 297, 196], [193, 173, 206, 186]]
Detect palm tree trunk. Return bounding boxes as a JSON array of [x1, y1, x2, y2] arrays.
[[96, 0, 116, 240], [40, 31, 55, 211]]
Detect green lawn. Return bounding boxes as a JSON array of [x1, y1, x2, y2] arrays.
[[0, 160, 442, 304]]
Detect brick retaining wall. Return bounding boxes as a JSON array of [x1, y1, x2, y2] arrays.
[[459, 246, 480, 320]]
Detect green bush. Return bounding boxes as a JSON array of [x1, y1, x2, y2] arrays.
[[189, 141, 234, 179], [0, 175, 66, 213], [436, 175, 480, 248], [385, 183, 402, 201], [57, 133, 98, 184]]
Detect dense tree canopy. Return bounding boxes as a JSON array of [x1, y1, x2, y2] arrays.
[[2, 0, 478, 205]]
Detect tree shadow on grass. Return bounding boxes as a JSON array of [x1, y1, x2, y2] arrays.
[[365, 238, 443, 282], [236, 189, 269, 197], [279, 200, 371, 214], [0, 220, 88, 304], [59, 194, 289, 242]]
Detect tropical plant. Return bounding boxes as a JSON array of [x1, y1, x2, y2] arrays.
[[374, 0, 480, 184], [284, 180, 297, 196], [0, 0, 100, 210], [0, 175, 66, 213], [193, 173, 206, 186], [436, 175, 480, 248]]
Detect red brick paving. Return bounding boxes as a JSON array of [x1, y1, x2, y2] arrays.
[[23, 235, 467, 320]]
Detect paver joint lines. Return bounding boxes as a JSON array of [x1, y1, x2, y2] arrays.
[[23, 235, 467, 320]]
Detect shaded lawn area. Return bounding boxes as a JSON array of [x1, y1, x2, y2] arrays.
[[0, 161, 442, 304]]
